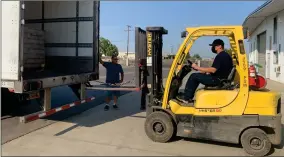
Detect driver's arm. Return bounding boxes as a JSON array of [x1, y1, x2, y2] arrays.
[[193, 55, 220, 74], [195, 66, 217, 73]]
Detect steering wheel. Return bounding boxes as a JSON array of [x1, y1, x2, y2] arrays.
[[187, 60, 193, 67], [187, 59, 198, 71]]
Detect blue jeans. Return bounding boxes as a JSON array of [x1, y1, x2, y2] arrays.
[[184, 73, 220, 100]]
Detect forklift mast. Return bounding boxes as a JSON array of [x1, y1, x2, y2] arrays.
[[135, 26, 168, 105], [146, 27, 168, 98]]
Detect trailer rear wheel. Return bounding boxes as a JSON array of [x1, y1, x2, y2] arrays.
[[144, 111, 175, 143], [241, 128, 272, 156]]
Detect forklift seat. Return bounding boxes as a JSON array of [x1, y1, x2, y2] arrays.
[[204, 67, 236, 90]]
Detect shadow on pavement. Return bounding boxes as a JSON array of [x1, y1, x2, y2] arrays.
[[1, 66, 140, 144], [1, 85, 131, 144], [266, 124, 284, 156], [275, 124, 284, 149], [51, 91, 143, 136], [43, 89, 132, 124]]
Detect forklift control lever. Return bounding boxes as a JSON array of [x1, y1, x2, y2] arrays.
[[187, 60, 199, 71], [187, 60, 193, 66]]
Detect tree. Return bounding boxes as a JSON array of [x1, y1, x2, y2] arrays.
[[191, 54, 202, 61], [99, 37, 119, 56], [224, 48, 233, 56], [167, 54, 175, 59], [186, 53, 191, 59]]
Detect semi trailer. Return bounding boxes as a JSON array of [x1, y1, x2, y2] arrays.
[[1, 1, 100, 117]]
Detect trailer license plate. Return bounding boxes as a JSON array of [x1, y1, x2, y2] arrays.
[[27, 92, 40, 100]]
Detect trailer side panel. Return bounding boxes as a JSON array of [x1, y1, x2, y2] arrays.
[[1, 1, 21, 81]]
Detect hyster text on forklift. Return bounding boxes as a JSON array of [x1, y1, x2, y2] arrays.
[[134, 26, 282, 156]]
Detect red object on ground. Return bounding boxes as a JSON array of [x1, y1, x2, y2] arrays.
[[249, 65, 256, 86], [248, 65, 267, 89], [249, 76, 256, 86], [254, 75, 267, 89], [8, 88, 15, 92]]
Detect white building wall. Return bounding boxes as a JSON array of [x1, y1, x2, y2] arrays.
[[248, 9, 284, 83], [118, 52, 135, 60]]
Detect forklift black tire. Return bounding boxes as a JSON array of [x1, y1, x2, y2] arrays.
[[144, 111, 175, 143], [240, 128, 272, 156]]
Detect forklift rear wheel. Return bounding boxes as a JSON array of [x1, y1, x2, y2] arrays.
[[144, 111, 175, 143], [240, 128, 272, 156]]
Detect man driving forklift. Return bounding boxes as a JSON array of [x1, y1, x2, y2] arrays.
[[141, 26, 281, 157], [177, 39, 233, 103]]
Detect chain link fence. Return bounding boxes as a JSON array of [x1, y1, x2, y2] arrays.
[[200, 60, 214, 67], [102, 56, 213, 67], [101, 56, 136, 66]]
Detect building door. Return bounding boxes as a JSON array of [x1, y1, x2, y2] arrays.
[[267, 53, 270, 78], [257, 31, 267, 77]]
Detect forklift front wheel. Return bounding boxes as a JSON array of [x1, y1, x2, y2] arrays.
[[144, 111, 175, 143], [240, 128, 272, 156]]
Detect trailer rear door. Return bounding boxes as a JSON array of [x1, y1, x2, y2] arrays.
[[1, 1, 22, 81], [23, 1, 100, 77]]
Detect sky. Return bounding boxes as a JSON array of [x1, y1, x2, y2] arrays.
[[100, 1, 266, 58]]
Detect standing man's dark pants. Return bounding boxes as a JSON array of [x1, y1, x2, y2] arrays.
[[69, 84, 81, 99], [140, 72, 149, 110], [184, 73, 221, 100], [140, 65, 149, 110], [140, 87, 149, 110]]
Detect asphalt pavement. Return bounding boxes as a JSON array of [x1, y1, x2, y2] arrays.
[[2, 60, 284, 156], [2, 83, 284, 156], [1, 64, 171, 144], [1, 65, 136, 144]]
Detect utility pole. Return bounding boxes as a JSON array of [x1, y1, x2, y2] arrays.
[[169, 45, 174, 59], [124, 25, 133, 66]]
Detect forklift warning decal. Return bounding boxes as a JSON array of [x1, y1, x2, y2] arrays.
[[243, 76, 248, 87], [147, 32, 152, 56], [242, 56, 248, 87], [242, 56, 247, 71], [198, 109, 222, 112]]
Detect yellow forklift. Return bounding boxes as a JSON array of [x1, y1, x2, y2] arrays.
[[135, 26, 282, 156]]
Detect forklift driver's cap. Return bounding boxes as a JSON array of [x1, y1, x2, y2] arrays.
[[209, 39, 224, 47]]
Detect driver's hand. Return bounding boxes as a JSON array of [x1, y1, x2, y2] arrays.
[[191, 63, 198, 70]]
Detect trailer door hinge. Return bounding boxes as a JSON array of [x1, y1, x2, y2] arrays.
[[21, 3, 25, 9]]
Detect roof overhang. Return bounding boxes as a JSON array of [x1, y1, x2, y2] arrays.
[[243, 0, 284, 39]]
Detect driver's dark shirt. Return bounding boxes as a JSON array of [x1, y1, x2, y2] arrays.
[[211, 51, 233, 79]]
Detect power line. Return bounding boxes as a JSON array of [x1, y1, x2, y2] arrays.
[[170, 45, 174, 55], [124, 25, 133, 56], [124, 25, 133, 66]]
